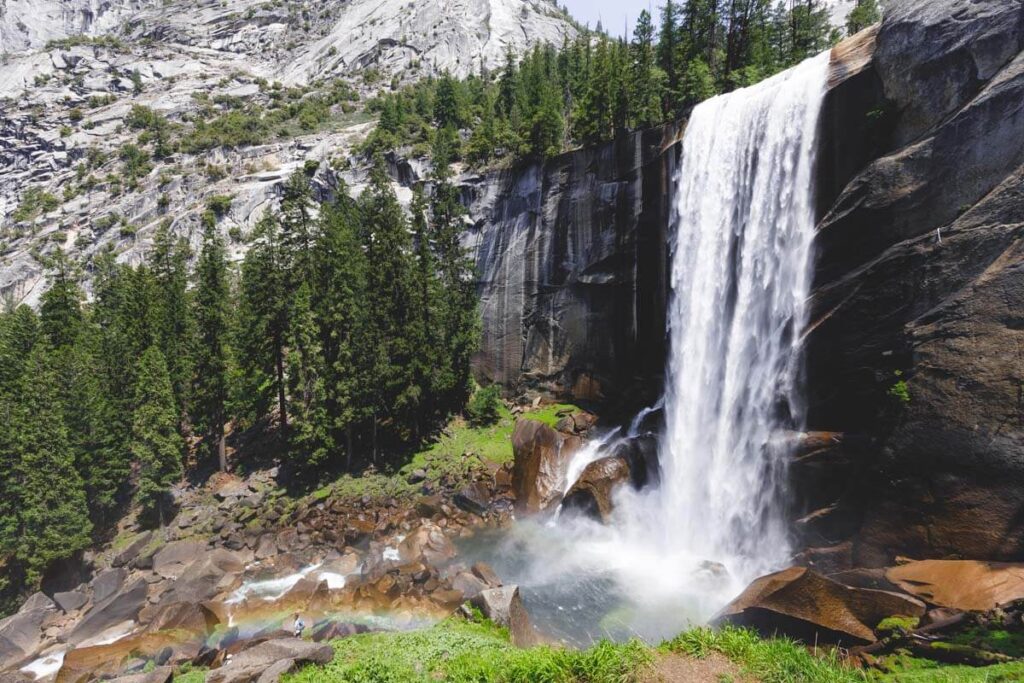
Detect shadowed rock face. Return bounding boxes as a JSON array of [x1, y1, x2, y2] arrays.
[[464, 124, 681, 404], [803, 0, 1024, 565]]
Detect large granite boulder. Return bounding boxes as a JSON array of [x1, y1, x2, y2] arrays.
[[714, 566, 925, 645], [805, 0, 1024, 564], [0, 606, 52, 670], [470, 586, 536, 648], [885, 560, 1024, 611], [154, 549, 245, 605], [511, 419, 582, 514], [68, 578, 149, 645], [562, 456, 631, 523], [204, 638, 333, 683]]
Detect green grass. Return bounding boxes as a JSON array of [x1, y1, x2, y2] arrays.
[[172, 669, 206, 683], [321, 408, 516, 503], [949, 628, 1024, 659], [283, 619, 652, 683], [872, 656, 1024, 682], [665, 626, 865, 683], [521, 403, 581, 428]]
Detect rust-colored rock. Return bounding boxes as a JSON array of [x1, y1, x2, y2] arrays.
[[714, 566, 925, 644], [885, 560, 1024, 611], [562, 456, 631, 523], [511, 419, 582, 514]]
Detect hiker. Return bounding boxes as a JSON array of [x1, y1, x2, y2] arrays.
[[293, 612, 304, 638]]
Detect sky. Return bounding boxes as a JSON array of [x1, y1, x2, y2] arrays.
[[560, 0, 657, 38]]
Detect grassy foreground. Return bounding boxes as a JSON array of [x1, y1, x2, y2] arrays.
[[274, 619, 1024, 683]]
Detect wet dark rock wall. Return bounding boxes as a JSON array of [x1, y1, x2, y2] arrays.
[[463, 124, 682, 409]]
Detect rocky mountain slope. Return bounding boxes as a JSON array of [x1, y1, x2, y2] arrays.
[[0, 0, 576, 305], [0, 0, 574, 80]]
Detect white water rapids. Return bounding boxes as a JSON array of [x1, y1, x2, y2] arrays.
[[465, 51, 830, 644]]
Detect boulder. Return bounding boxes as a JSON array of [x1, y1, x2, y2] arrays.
[[470, 586, 535, 647], [562, 456, 631, 523], [91, 569, 127, 604], [310, 620, 369, 643], [398, 522, 455, 566], [155, 549, 245, 605], [204, 638, 333, 683], [511, 419, 582, 514], [106, 666, 174, 683], [152, 541, 206, 579], [713, 567, 926, 645], [453, 482, 490, 516], [254, 535, 277, 561], [0, 608, 50, 670], [54, 591, 88, 613], [143, 602, 220, 635], [451, 572, 488, 601], [885, 560, 1024, 611], [113, 532, 154, 568], [19, 593, 56, 613], [471, 562, 502, 588], [68, 579, 149, 646]]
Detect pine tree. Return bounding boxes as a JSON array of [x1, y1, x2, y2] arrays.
[[407, 188, 438, 437], [0, 307, 39, 573], [131, 346, 183, 525], [89, 254, 159, 521], [430, 138, 480, 418], [280, 171, 317, 285], [286, 282, 332, 467], [193, 219, 230, 470], [658, 0, 683, 115], [39, 249, 83, 349], [846, 0, 880, 35], [631, 10, 663, 128], [9, 344, 92, 587], [150, 221, 194, 419], [312, 191, 370, 470], [237, 210, 290, 430], [433, 72, 464, 130], [361, 159, 418, 453]]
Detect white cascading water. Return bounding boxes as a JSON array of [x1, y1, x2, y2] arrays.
[[470, 52, 831, 644], [655, 49, 830, 579]]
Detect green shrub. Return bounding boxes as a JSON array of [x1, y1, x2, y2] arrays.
[[888, 370, 911, 404], [466, 384, 503, 427], [12, 187, 60, 222], [206, 194, 234, 217], [119, 143, 152, 179]]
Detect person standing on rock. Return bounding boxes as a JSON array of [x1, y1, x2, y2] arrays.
[[294, 612, 305, 638]]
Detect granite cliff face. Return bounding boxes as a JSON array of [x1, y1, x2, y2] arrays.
[[803, 0, 1024, 566], [0, 0, 574, 81], [463, 124, 681, 406]]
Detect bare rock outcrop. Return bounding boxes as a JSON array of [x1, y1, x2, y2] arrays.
[[714, 566, 926, 645], [510, 419, 582, 514]]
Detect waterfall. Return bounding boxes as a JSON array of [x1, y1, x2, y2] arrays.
[[655, 50, 830, 580], [471, 52, 831, 644]]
